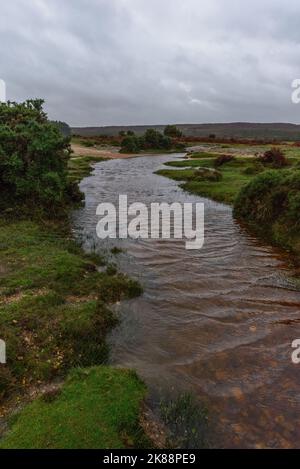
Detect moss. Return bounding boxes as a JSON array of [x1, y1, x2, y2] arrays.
[[0, 367, 149, 449]]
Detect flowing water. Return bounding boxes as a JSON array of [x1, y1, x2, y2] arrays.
[[72, 154, 300, 448]]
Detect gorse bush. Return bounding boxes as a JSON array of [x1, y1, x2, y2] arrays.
[[0, 99, 80, 214], [234, 169, 300, 252]]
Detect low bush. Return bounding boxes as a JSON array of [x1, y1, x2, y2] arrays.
[[242, 162, 265, 175], [192, 168, 222, 182], [214, 154, 235, 167], [259, 147, 288, 168], [234, 169, 300, 253]]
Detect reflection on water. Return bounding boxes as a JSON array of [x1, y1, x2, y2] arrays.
[[72, 154, 300, 448]]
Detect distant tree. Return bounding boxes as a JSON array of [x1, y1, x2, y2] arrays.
[[143, 129, 172, 150], [159, 135, 172, 150], [209, 134, 216, 140], [120, 135, 140, 153], [144, 128, 160, 147], [164, 125, 182, 138], [120, 128, 172, 153], [119, 130, 126, 137], [126, 130, 135, 136]]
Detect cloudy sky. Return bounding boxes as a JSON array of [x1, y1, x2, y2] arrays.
[[1, 0, 300, 126]]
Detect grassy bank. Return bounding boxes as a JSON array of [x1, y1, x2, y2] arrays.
[[0, 136, 152, 448], [0, 218, 142, 400], [0, 216, 147, 447], [157, 144, 300, 261], [0, 367, 148, 449], [157, 153, 256, 204], [68, 154, 109, 183]]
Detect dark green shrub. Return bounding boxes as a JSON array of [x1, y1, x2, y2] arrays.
[[120, 128, 172, 153], [234, 170, 300, 245], [0, 99, 80, 214], [120, 135, 141, 153], [144, 129, 171, 150], [164, 125, 182, 138]]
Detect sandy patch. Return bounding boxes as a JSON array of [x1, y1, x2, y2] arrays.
[[71, 143, 139, 159]]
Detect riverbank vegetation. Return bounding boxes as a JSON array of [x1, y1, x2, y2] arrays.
[[157, 143, 300, 263], [0, 100, 82, 216], [0, 100, 148, 448]]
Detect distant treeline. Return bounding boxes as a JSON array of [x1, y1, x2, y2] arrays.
[[120, 126, 183, 153], [72, 122, 300, 141]]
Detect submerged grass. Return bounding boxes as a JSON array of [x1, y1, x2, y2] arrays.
[[160, 393, 209, 449]]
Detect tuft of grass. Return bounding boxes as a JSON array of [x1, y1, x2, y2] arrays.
[[160, 393, 209, 449], [0, 367, 149, 449], [111, 246, 124, 255]]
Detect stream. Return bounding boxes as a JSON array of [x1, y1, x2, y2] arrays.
[[72, 153, 300, 448]]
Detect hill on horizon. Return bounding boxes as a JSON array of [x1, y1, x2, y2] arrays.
[[71, 122, 300, 141]]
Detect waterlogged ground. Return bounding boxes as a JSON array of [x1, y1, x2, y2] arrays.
[[73, 154, 300, 448]]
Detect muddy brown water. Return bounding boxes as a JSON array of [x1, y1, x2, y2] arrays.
[[72, 154, 300, 448]]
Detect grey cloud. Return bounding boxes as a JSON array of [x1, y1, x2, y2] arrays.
[[1, 0, 300, 125]]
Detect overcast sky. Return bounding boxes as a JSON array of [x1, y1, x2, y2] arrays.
[[1, 0, 300, 126]]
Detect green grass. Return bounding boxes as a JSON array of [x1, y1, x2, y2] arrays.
[[0, 367, 148, 449], [0, 219, 142, 401], [158, 145, 300, 205], [158, 144, 300, 266], [189, 151, 220, 159], [68, 155, 108, 182], [157, 159, 254, 205], [164, 158, 215, 168]]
